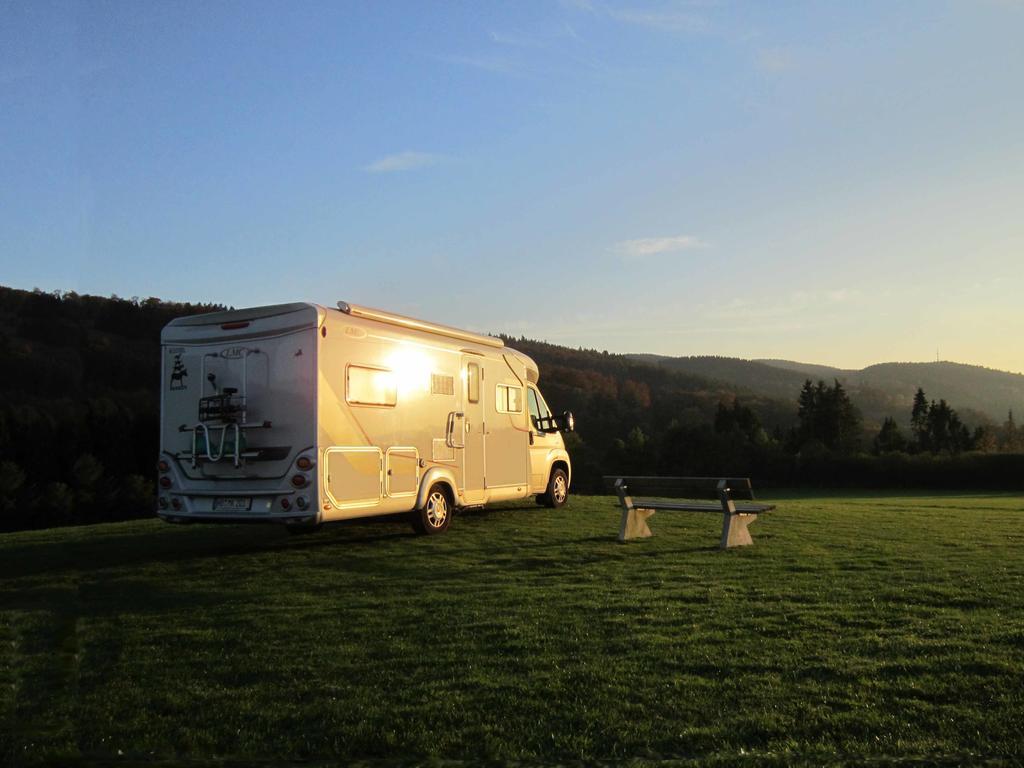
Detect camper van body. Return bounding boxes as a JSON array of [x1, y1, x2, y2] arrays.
[[158, 302, 571, 530]]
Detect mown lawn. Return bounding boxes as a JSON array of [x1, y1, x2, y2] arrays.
[[2, 492, 1023, 766]]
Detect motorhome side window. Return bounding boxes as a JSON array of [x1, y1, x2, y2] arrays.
[[467, 362, 480, 403], [346, 365, 397, 407], [495, 383, 522, 413]]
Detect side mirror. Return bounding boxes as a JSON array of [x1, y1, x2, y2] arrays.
[[559, 411, 575, 433], [534, 412, 574, 434], [534, 416, 557, 434]]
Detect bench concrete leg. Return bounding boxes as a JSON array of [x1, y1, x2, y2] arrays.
[[720, 512, 757, 549], [618, 507, 655, 542]]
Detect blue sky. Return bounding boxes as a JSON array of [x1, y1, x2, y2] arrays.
[[1, 0, 1022, 371]]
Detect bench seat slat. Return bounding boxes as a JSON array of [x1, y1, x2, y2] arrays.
[[631, 498, 774, 514], [605, 475, 758, 501]]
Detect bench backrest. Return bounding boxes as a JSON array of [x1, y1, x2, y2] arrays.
[[602, 475, 757, 501]]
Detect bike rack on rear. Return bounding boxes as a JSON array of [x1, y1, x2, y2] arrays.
[[178, 347, 273, 468]]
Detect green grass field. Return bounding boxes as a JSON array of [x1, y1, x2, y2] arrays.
[[2, 493, 1023, 766]]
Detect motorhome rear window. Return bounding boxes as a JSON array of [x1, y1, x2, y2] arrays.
[[346, 365, 397, 407], [495, 384, 523, 414]]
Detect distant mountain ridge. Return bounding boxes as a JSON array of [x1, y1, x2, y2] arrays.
[[632, 355, 1024, 426], [2, 284, 1022, 532]]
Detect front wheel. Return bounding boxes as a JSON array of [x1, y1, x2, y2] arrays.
[[411, 483, 452, 535], [541, 468, 569, 508]]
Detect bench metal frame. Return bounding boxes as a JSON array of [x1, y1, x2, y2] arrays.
[[608, 476, 775, 549]]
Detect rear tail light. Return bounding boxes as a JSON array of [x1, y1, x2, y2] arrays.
[[171, 497, 182, 510], [296, 496, 308, 510], [291, 474, 307, 488], [296, 456, 313, 471], [159, 476, 172, 489], [280, 498, 291, 510], [158, 460, 170, 473]]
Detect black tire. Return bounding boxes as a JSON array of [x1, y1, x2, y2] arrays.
[[411, 483, 453, 535], [541, 467, 569, 508]]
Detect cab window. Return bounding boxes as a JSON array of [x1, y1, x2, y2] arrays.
[[528, 387, 554, 430], [527, 388, 542, 428], [535, 389, 553, 421]]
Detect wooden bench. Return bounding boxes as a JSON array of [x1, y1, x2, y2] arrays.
[[604, 476, 776, 549]]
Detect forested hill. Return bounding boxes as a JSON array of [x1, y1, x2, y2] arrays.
[[634, 354, 1024, 425], [0, 287, 226, 530], [630, 354, 810, 405], [761, 359, 1024, 423], [0, 286, 226, 401], [2, 285, 1022, 532], [0, 286, 791, 530], [500, 337, 797, 440]]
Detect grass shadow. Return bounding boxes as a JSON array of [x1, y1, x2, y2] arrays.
[[0, 517, 420, 582]]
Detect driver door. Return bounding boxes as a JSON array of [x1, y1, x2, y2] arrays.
[[527, 386, 558, 492]]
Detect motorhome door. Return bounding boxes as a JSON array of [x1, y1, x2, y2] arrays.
[[460, 357, 486, 503]]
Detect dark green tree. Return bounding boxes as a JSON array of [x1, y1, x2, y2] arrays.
[[873, 417, 907, 454], [796, 379, 862, 453], [910, 387, 930, 451], [972, 425, 998, 453], [33, 481, 75, 527], [714, 398, 764, 442], [925, 399, 971, 454], [1003, 410, 1021, 452], [0, 460, 26, 528]]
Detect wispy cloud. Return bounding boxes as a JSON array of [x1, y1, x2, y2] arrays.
[[607, 7, 710, 34], [614, 234, 707, 259], [560, 0, 596, 11], [363, 151, 445, 174], [435, 2, 717, 82], [430, 52, 522, 75], [489, 23, 581, 49], [439, 24, 583, 77], [563, 1, 716, 34]]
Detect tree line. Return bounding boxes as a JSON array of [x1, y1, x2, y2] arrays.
[[0, 287, 225, 531], [513, 334, 1024, 495], [1, 286, 1022, 532]]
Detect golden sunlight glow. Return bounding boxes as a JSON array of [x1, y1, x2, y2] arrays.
[[384, 345, 432, 397]]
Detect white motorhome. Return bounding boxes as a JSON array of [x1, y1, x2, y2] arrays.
[[157, 302, 574, 534]]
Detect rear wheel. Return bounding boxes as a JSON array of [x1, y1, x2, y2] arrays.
[[411, 483, 452, 535], [540, 467, 569, 508]]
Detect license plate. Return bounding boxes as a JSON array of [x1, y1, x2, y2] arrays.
[[213, 497, 252, 512]]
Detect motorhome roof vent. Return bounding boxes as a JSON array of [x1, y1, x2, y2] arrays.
[[336, 301, 504, 349]]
